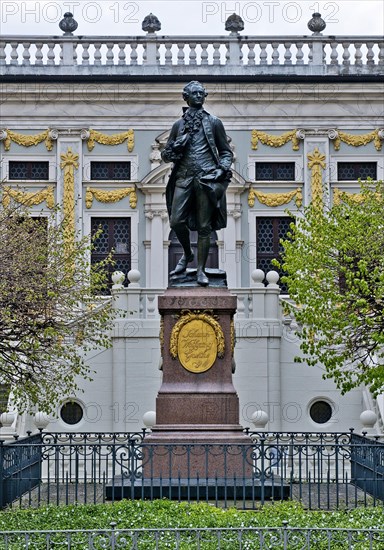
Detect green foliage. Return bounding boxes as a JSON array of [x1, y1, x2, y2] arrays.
[[277, 180, 384, 395], [0, 198, 116, 413], [0, 501, 383, 549]]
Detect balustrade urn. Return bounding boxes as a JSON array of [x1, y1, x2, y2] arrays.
[[225, 13, 244, 34], [142, 13, 161, 34], [59, 12, 78, 35], [307, 13, 326, 34]]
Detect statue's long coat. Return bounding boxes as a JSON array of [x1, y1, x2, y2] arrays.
[[162, 110, 233, 231]]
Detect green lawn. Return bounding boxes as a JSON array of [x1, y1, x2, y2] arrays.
[[0, 499, 383, 530]]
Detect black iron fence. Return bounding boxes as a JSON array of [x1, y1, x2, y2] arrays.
[[1, 525, 384, 549], [1, 429, 383, 510], [350, 432, 384, 501], [0, 433, 42, 508]]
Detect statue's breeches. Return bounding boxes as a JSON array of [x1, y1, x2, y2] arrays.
[[170, 176, 213, 237]]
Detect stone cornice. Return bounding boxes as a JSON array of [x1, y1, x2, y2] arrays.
[[1, 82, 383, 104]]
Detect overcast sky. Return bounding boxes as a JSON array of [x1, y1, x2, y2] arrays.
[[1, 0, 383, 36]]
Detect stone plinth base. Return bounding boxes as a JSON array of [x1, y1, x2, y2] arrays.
[[106, 476, 290, 502], [145, 286, 253, 479], [143, 428, 253, 478]]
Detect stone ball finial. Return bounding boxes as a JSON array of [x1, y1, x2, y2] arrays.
[[59, 12, 78, 35], [251, 410, 269, 430], [307, 13, 326, 34], [111, 271, 125, 289], [142, 13, 161, 33], [266, 270, 280, 286], [143, 410, 156, 428], [251, 269, 265, 287], [34, 411, 50, 430], [225, 13, 244, 33], [128, 269, 141, 287], [360, 410, 377, 429]]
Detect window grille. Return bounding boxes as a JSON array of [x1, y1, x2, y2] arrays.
[[9, 161, 49, 180], [337, 162, 377, 181], [91, 217, 131, 293], [256, 217, 292, 292], [90, 161, 131, 180], [255, 162, 295, 181]]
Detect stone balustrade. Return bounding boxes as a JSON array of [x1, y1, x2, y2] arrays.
[[111, 269, 282, 322], [1, 35, 383, 76]]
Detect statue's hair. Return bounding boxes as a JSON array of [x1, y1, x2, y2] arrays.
[[182, 81, 208, 101]]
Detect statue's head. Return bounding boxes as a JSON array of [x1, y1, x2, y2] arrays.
[[182, 81, 208, 107]]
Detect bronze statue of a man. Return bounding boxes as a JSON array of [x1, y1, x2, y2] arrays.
[[162, 81, 233, 286]]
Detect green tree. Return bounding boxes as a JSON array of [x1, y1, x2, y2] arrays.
[[278, 180, 384, 395], [0, 193, 115, 413]]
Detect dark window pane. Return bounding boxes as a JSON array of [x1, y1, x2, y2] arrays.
[[9, 161, 49, 180], [91, 217, 131, 294], [310, 401, 333, 424], [278, 218, 292, 253], [91, 162, 109, 180], [256, 163, 274, 180], [257, 218, 274, 253], [113, 162, 131, 180], [92, 219, 110, 254], [113, 218, 130, 253], [257, 217, 293, 293], [91, 161, 131, 180], [60, 402, 83, 425], [337, 162, 377, 181], [256, 162, 295, 181]]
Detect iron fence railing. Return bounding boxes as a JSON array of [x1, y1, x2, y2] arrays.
[[0, 525, 384, 549], [1, 430, 383, 510]]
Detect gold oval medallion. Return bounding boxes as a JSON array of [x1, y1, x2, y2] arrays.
[[177, 319, 217, 373]]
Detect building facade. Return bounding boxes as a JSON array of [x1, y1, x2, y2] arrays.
[[1, 13, 383, 435]]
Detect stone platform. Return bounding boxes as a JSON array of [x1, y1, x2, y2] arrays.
[[106, 476, 290, 501]]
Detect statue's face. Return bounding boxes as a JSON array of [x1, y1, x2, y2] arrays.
[[186, 84, 206, 108]]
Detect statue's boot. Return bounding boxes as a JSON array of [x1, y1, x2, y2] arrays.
[[170, 227, 194, 275], [171, 252, 194, 275], [196, 235, 210, 287]]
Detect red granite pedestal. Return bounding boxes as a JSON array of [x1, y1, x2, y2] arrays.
[[143, 287, 253, 479]]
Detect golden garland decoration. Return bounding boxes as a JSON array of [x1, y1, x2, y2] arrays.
[[251, 129, 300, 151], [248, 187, 302, 208], [86, 129, 135, 152], [3, 129, 54, 151], [307, 148, 326, 205], [85, 187, 137, 209], [159, 316, 164, 358], [332, 129, 382, 151], [333, 188, 365, 205], [230, 317, 236, 357], [170, 311, 225, 360], [1, 185, 55, 209], [60, 148, 79, 239]]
